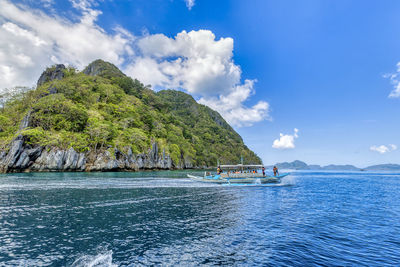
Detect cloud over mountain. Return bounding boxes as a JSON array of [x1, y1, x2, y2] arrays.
[[0, 0, 269, 127], [0, 0, 133, 89], [127, 30, 270, 127], [370, 144, 397, 154]]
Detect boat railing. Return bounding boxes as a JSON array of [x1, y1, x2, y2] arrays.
[[220, 173, 264, 178]]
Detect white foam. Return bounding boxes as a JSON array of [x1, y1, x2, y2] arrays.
[[71, 250, 117, 267], [279, 174, 296, 186]]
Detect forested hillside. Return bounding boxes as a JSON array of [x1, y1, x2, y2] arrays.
[[0, 60, 261, 172]]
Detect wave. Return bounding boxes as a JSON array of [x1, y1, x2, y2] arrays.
[[279, 174, 296, 186], [71, 250, 117, 267]]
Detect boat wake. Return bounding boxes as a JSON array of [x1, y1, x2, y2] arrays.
[[277, 174, 296, 186], [71, 249, 117, 267]]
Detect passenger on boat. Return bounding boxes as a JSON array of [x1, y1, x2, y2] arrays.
[[262, 167, 265, 176], [217, 166, 222, 174], [273, 166, 279, 176]]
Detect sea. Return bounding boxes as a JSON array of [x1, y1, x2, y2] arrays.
[[0, 170, 399, 266]]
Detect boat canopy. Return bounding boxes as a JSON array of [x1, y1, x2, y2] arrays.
[[220, 164, 264, 169]]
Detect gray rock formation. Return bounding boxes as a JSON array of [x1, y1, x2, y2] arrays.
[[1, 137, 24, 172], [37, 64, 66, 87], [0, 151, 6, 161], [82, 59, 124, 77], [0, 140, 186, 173]]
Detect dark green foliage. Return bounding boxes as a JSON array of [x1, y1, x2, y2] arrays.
[[0, 60, 261, 166], [0, 115, 11, 132], [111, 76, 143, 97], [62, 66, 77, 78], [157, 90, 260, 165], [30, 94, 88, 132], [21, 127, 54, 146]]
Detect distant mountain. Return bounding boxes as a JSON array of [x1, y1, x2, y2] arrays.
[[269, 160, 400, 171], [275, 160, 309, 170], [308, 164, 322, 170], [364, 164, 400, 171]]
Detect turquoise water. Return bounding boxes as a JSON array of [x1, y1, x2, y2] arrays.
[[0, 170, 400, 266]]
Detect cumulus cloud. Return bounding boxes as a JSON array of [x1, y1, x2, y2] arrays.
[[272, 128, 299, 149], [185, 0, 195, 10], [198, 80, 270, 127], [127, 30, 238, 95], [0, 0, 133, 91], [0, 0, 269, 127], [126, 30, 270, 127], [370, 144, 397, 154]]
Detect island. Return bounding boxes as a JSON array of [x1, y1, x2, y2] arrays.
[[0, 60, 260, 173], [267, 160, 400, 171]]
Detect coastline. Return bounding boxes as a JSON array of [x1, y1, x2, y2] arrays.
[[0, 138, 203, 174]]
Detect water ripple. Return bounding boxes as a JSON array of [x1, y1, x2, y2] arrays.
[[0, 171, 400, 266]]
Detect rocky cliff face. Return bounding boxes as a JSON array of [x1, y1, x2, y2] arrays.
[[83, 59, 125, 78], [0, 138, 191, 173], [37, 64, 66, 87]]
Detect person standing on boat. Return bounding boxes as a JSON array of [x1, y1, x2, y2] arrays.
[[217, 166, 222, 175], [273, 166, 279, 176], [262, 167, 265, 176]]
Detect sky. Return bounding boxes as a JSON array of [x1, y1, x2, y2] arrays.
[[1, 0, 400, 166]]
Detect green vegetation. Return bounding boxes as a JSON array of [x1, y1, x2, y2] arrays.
[[0, 59, 261, 166]]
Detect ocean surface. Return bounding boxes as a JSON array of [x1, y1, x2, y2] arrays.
[[0, 170, 399, 266]]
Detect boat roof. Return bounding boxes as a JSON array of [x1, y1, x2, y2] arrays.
[[220, 164, 264, 168]]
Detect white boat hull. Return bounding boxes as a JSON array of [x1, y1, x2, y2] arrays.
[[187, 173, 288, 184]]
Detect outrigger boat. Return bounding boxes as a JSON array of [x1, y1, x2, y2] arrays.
[[187, 164, 289, 184]]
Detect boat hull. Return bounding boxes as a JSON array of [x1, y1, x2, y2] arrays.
[[187, 173, 289, 184]]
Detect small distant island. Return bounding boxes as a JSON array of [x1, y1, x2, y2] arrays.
[[267, 160, 400, 171], [0, 60, 260, 173]]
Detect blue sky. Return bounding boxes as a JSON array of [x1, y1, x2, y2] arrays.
[[1, 0, 400, 166]]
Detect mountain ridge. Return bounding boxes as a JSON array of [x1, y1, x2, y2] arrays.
[[267, 160, 400, 171]]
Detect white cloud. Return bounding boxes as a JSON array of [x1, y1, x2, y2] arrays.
[[386, 62, 400, 98], [272, 128, 299, 149], [0, 0, 133, 91], [370, 144, 397, 154], [126, 30, 270, 127], [0, 0, 269, 127], [129, 30, 237, 95], [185, 0, 195, 10], [198, 79, 270, 127]]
